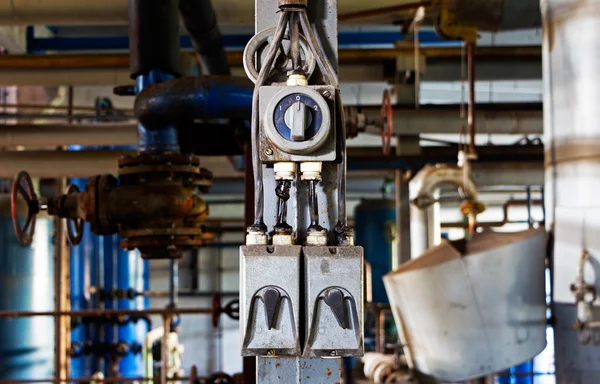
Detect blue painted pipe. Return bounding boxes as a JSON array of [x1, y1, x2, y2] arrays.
[[497, 361, 534, 384], [117, 247, 149, 377], [134, 75, 253, 132], [136, 69, 180, 152], [0, 197, 54, 380], [354, 199, 396, 304]]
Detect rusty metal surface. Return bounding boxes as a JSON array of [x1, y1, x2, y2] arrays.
[[257, 356, 342, 383]]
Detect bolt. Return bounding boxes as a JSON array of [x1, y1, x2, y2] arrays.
[[322, 90, 331, 98], [265, 148, 274, 156], [329, 350, 337, 357], [267, 349, 276, 356]]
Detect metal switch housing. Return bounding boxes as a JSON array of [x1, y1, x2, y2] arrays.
[[259, 85, 336, 162], [302, 246, 364, 357], [240, 245, 302, 356]]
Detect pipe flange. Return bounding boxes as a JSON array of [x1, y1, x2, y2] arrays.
[[243, 27, 316, 83]]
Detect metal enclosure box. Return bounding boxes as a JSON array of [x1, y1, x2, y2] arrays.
[[240, 245, 302, 356], [259, 85, 337, 163], [302, 246, 364, 357]]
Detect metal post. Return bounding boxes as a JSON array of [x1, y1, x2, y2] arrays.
[[169, 260, 179, 307], [526, 186, 533, 228], [395, 143, 411, 265], [242, 143, 256, 384], [54, 177, 70, 383]]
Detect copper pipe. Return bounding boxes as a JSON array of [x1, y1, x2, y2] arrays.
[[338, 1, 432, 22], [0, 377, 205, 383], [467, 42, 477, 157], [441, 199, 543, 229], [0, 307, 213, 318], [0, 47, 542, 69]]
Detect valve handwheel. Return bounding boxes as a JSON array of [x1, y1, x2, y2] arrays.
[[65, 184, 84, 246], [381, 89, 393, 156], [11, 171, 40, 245]]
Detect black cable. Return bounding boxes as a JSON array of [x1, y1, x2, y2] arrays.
[[289, 13, 302, 72], [299, 10, 350, 242], [307, 179, 323, 231], [274, 180, 292, 233], [250, 12, 291, 231]]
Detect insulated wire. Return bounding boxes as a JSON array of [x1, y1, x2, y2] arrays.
[[251, 11, 291, 228], [298, 10, 348, 228]]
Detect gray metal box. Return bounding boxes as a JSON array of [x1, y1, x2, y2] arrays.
[[259, 85, 337, 162], [302, 246, 364, 357], [240, 245, 302, 356]]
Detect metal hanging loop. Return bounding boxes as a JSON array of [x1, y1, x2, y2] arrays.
[[11, 170, 40, 245], [243, 26, 317, 83]]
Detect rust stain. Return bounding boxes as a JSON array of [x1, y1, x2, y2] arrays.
[[275, 363, 280, 368]]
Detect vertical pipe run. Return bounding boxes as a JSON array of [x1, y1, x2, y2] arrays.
[[129, 0, 181, 153], [467, 42, 476, 158], [168, 260, 179, 307]]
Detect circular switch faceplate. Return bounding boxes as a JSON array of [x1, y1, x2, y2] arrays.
[[265, 87, 331, 155]]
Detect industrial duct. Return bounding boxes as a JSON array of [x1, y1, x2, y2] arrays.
[[447, 0, 542, 31]]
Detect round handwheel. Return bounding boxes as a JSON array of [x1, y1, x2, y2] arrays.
[[64, 184, 84, 246], [11, 171, 40, 245], [223, 299, 240, 321], [381, 89, 393, 156]]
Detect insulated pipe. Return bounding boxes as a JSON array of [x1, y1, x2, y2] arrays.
[[128, 0, 181, 78], [409, 164, 479, 209], [542, 1, 600, 380], [134, 76, 253, 131], [179, 0, 230, 75], [448, 0, 542, 31]]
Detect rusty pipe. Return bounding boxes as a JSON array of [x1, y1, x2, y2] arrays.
[[441, 199, 543, 228], [0, 307, 213, 318]]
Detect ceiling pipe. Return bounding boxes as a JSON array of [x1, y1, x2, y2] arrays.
[[447, 0, 542, 31], [179, 0, 230, 75]]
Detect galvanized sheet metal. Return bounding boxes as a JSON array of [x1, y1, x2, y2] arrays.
[[384, 229, 547, 382]]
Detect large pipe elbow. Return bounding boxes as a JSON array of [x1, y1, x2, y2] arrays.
[[410, 164, 479, 209], [134, 76, 253, 131]]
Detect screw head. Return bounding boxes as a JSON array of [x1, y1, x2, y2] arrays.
[[322, 90, 332, 98], [265, 148, 274, 156]]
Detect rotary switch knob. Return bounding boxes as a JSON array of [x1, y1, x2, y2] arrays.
[[264, 87, 332, 155], [284, 101, 313, 141]]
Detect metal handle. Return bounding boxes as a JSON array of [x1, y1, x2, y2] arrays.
[[64, 184, 84, 246], [381, 89, 393, 156], [10, 171, 40, 245]]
